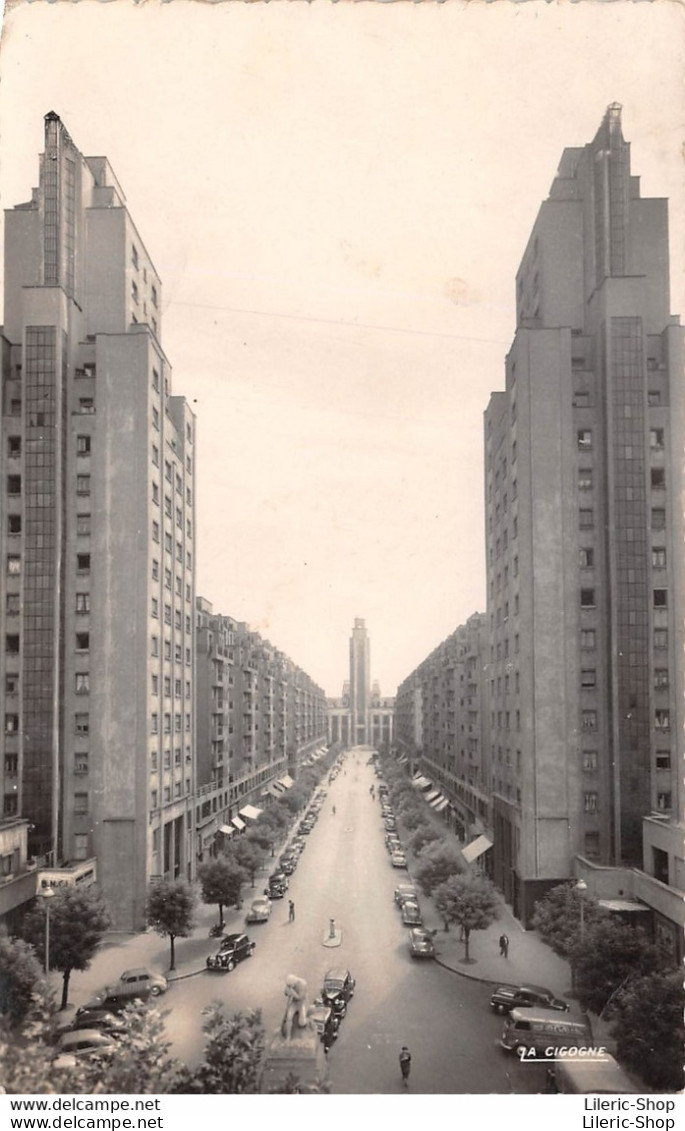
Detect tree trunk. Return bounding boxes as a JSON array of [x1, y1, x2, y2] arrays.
[[61, 968, 72, 1011], [218, 902, 224, 927], [169, 933, 176, 971], [443, 919, 450, 933], [464, 927, 471, 961]]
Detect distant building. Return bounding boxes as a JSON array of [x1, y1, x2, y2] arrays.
[[195, 599, 327, 858], [484, 104, 683, 944], [0, 113, 196, 929], [327, 619, 393, 748]]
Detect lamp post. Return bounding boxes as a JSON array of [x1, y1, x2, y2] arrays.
[[575, 878, 588, 939], [41, 884, 56, 977]]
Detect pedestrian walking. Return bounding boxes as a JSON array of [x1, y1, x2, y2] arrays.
[[399, 1046, 411, 1088], [288, 900, 295, 923], [499, 933, 509, 957], [332, 805, 336, 815]]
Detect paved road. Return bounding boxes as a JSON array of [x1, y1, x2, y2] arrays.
[[162, 750, 546, 1094]]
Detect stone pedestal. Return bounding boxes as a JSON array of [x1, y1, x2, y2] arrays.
[[260, 1025, 327, 1093]]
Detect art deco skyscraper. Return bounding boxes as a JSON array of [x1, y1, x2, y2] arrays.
[[1, 113, 196, 928]]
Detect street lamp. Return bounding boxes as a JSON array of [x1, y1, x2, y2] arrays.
[[575, 879, 588, 939], [40, 885, 56, 977]]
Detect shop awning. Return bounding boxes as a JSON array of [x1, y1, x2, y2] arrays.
[[434, 798, 450, 813], [412, 776, 432, 791], [279, 775, 294, 789], [219, 825, 234, 836], [266, 781, 286, 796], [231, 816, 246, 831], [239, 805, 262, 821], [429, 793, 446, 808], [462, 834, 493, 863], [425, 789, 441, 803], [412, 770, 423, 780]]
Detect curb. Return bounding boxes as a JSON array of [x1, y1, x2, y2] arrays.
[[433, 955, 500, 987]]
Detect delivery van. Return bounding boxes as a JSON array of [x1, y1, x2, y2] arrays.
[[500, 1007, 592, 1057], [553, 1050, 639, 1093]]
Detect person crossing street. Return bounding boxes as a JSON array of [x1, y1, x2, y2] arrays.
[[399, 1046, 412, 1088]]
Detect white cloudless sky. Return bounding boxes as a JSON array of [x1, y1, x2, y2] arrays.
[[1, 0, 683, 697]]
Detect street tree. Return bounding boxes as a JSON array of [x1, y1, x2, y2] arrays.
[[532, 882, 607, 957], [397, 803, 428, 832], [182, 1005, 266, 1093], [228, 837, 265, 888], [147, 880, 195, 971], [18, 886, 111, 1010], [570, 917, 666, 1015], [0, 993, 89, 1094], [413, 840, 464, 895], [612, 970, 684, 1092], [409, 822, 442, 856], [199, 858, 247, 927], [433, 874, 500, 961], [80, 1001, 185, 1093], [0, 926, 45, 1025]]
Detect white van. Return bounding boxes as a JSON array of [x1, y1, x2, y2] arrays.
[[501, 1007, 592, 1057], [553, 1051, 639, 1093]]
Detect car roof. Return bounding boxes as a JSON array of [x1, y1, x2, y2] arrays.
[[60, 1029, 111, 1046], [120, 968, 153, 977], [223, 932, 244, 942], [324, 967, 350, 980]]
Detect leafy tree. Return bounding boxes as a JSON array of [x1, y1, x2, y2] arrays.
[[18, 886, 111, 1010], [147, 880, 195, 971], [612, 970, 684, 1092], [80, 1001, 186, 1094], [409, 822, 442, 856], [570, 917, 666, 1015], [281, 787, 305, 815], [0, 926, 45, 1025], [228, 837, 265, 888], [413, 840, 464, 895], [531, 882, 607, 957], [0, 991, 89, 1093], [397, 804, 428, 832], [199, 857, 246, 926], [181, 1005, 265, 1093], [433, 874, 499, 961]]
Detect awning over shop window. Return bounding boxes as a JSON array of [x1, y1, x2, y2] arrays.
[[239, 805, 263, 821], [425, 790, 441, 803], [434, 799, 450, 813], [398, 756, 408, 765], [429, 794, 446, 808], [412, 776, 432, 790], [231, 816, 246, 831], [461, 834, 493, 863], [265, 781, 285, 797], [279, 775, 294, 789], [219, 825, 234, 836]]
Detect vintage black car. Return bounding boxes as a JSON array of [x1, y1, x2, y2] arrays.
[[489, 983, 569, 1014], [408, 928, 436, 959], [206, 932, 255, 972], [310, 1002, 340, 1053], [321, 968, 356, 1017]]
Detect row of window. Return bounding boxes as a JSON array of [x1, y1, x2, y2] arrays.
[[577, 428, 665, 451], [150, 712, 192, 734], [580, 586, 668, 609], [150, 524, 193, 569], [151, 675, 191, 699], [580, 708, 670, 732], [152, 443, 192, 477], [150, 780, 192, 809], [151, 636, 192, 665]]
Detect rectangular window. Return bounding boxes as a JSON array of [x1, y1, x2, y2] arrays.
[[75, 673, 90, 695], [654, 628, 668, 650], [7, 475, 21, 496], [579, 547, 594, 569], [151, 635, 159, 657], [651, 468, 666, 490], [654, 669, 669, 689], [8, 436, 21, 457], [650, 428, 664, 450], [653, 588, 667, 608], [582, 710, 597, 731], [580, 588, 596, 608], [652, 547, 666, 569], [578, 469, 593, 490], [577, 429, 592, 450], [582, 750, 598, 771], [7, 555, 20, 576], [651, 509, 666, 530], [579, 509, 594, 529], [73, 833, 89, 861], [76, 475, 91, 496], [581, 669, 596, 689], [655, 751, 671, 771], [75, 632, 89, 652], [6, 593, 20, 615], [583, 792, 598, 813], [5, 673, 19, 695], [656, 792, 671, 811], [152, 407, 160, 430], [75, 713, 89, 735], [76, 513, 91, 535], [152, 520, 160, 543], [581, 629, 596, 649], [74, 753, 89, 775], [74, 792, 89, 816], [151, 714, 159, 735], [654, 710, 670, 731], [152, 482, 159, 505], [152, 444, 160, 467], [75, 592, 90, 614], [79, 398, 95, 414], [131, 244, 139, 269], [151, 598, 159, 618], [77, 435, 91, 456], [5, 714, 19, 735]]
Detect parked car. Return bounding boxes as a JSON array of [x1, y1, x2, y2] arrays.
[[385, 835, 401, 852], [490, 984, 569, 1015], [401, 900, 423, 926], [78, 968, 168, 1013], [391, 851, 408, 869], [206, 932, 255, 972], [269, 870, 289, 890], [279, 854, 297, 875], [265, 879, 287, 899], [321, 968, 356, 1017], [246, 897, 272, 923], [60, 1010, 127, 1038], [394, 883, 418, 907], [310, 1002, 340, 1053], [298, 822, 313, 835], [53, 1029, 116, 1069], [408, 928, 436, 959], [384, 818, 397, 832]]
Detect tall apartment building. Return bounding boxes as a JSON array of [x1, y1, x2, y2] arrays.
[[395, 613, 490, 848], [484, 105, 683, 941], [1, 113, 196, 929], [195, 599, 327, 857], [327, 618, 394, 748]]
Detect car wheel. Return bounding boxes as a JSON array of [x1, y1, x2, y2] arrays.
[[150, 986, 163, 997], [226, 959, 235, 972]]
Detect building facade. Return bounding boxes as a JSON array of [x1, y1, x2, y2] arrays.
[[484, 105, 683, 934], [395, 613, 491, 850], [195, 599, 328, 859], [327, 618, 393, 748], [1, 113, 196, 929]]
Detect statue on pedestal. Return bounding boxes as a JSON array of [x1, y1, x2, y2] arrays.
[[281, 974, 311, 1040]]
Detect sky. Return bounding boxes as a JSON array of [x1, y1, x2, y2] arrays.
[[0, 0, 683, 698]]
